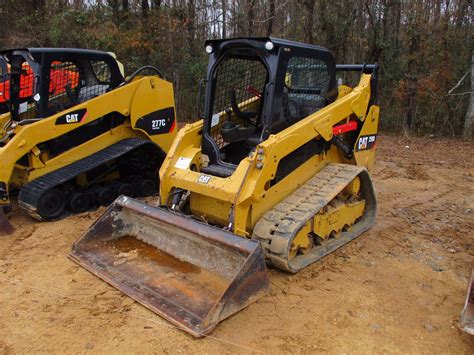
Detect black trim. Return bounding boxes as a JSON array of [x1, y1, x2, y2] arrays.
[[204, 37, 333, 55], [42, 112, 127, 158], [271, 139, 331, 186], [55, 108, 88, 125], [134, 107, 176, 135], [336, 64, 376, 73]]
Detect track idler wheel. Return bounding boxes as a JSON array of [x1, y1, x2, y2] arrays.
[[37, 188, 66, 220], [288, 221, 314, 260], [69, 192, 91, 213]]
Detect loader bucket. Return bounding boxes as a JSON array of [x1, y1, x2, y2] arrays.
[[69, 196, 269, 337], [460, 269, 474, 335]]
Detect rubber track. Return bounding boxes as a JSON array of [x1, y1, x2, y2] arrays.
[[18, 138, 154, 220], [252, 163, 377, 273]]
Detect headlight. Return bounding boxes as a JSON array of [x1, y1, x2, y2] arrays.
[[205, 45, 213, 54], [265, 41, 274, 51]]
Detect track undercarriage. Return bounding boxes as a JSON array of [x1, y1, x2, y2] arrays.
[[19, 139, 163, 221], [253, 163, 376, 272]]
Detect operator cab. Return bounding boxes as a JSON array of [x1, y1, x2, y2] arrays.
[[1, 48, 124, 122], [201, 37, 337, 177]]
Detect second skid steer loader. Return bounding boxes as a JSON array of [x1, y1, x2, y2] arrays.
[[71, 37, 380, 336], [0, 48, 177, 223]]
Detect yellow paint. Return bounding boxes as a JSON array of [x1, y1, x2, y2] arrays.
[[290, 221, 313, 259], [313, 200, 366, 239]]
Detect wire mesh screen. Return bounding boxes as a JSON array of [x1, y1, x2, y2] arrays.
[[210, 56, 268, 148], [47, 61, 81, 115], [15, 61, 37, 120], [48, 60, 112, 115], [76, 60, 111, 103], [283, 57, 331, 124], [91, 60, 112, 84], [0, 59, 7, 112]]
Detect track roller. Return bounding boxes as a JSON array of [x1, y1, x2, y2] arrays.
[[96, 186, 115, 206], [69, 192, 91, 213]]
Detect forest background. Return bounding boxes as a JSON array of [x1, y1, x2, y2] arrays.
[[0, 0, 472, 136]]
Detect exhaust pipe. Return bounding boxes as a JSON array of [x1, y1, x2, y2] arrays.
[[70, 196, 269, 337]]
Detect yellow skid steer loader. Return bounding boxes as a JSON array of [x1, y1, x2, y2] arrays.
[[71, 38, 380, 336], [0, 48, 177, 225]]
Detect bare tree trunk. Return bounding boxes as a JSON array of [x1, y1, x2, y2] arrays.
[[404, 77, 417, 133], [141, 0, 149, 19], [266, 0, 275, 36], [232, 0, 237, 36], [247, 0, 255, 36], [186, 0, 196, 55], [404, 26, 419, 133], [122, 0, 129, 12], [108, 0, 120, 22], [463, 52, 474, 139], [300, 0, 315, 44], [222, 0, 227, 38], [32, 0, 45, 10]]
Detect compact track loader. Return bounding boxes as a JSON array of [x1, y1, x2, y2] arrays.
[[0, 48, 177, 222], [71, 38, 379, 336]]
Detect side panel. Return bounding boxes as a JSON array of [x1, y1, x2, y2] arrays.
[[353, 105, 380, 170], [130, 77, 177, 151]]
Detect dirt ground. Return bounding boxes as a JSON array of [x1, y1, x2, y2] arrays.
[[0, 135, 473, 354]]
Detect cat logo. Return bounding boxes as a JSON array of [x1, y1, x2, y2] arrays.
[[66, 113, 79, 123], [356, 135, 377, 151], [198, 174, 211, 184], [55, 108, 88, 125]]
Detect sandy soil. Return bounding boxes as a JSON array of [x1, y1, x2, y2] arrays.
[[0, 135, 473, 354]]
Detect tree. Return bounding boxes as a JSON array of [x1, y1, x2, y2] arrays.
[[463, 52, 474, 139], [0, 0, 471, 134], [247, 0, 255, 36], [266, 0, 275, 36], [300, 0, 315, 44]]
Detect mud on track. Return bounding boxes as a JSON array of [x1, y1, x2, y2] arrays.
[[0, 135, 473, 353]]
